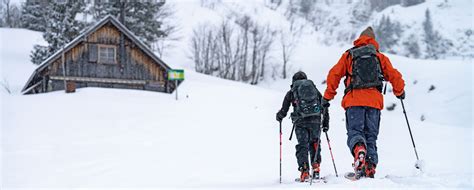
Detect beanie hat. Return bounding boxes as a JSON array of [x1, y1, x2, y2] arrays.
[[360, 26, 375, 39], [292, 71, 307, 83]]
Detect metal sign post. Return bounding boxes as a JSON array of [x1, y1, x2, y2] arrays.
[[175, 80, 178, 100], [167, 69, 184, 100]]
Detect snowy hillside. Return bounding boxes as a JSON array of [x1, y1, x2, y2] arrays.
[[165, 0, 473, 68], [371, 0, 474, 58], [286, 0, 474, 59], [1, 22, 473, 190]]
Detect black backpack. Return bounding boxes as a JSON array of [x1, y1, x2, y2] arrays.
[[290, 79, 322, 122], [345, 44, 384, 94]]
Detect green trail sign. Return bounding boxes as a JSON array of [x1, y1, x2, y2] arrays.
[[168, 69, 184, 81], [168, 69, 184, 100]]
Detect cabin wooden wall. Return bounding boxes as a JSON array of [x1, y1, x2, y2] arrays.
[[40, 23, 170, 93]]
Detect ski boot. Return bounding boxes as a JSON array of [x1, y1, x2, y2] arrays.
[[352, 143, 367, 179], [298, 164, 310, 182], [311, 162, 321, 179], [364, 159, 376, 178]]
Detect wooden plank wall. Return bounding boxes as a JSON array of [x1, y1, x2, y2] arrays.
[[41, 23, 169, 93]]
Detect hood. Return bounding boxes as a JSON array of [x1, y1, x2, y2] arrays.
[[353, 35, 380, 50]]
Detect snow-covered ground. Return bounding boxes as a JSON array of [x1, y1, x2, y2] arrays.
[[1, 27, 472, 189], [1, 0, 473, 189]]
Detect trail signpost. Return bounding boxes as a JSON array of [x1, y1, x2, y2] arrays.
[[168, 69, 184, 100]]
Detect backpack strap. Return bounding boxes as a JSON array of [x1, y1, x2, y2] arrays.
[[344, 47, 356, 95], [374, 48, 387, 94], [290, 85, 298, 105], [290, 82, 300, 122]]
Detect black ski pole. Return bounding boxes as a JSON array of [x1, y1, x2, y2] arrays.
[[400, 99, 421, 169], [279, 121, 282, 184], [288, 124, 295, 141], [325, 132, 338, 177]]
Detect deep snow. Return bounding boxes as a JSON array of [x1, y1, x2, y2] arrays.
[[1, 27, 472, 189], [1, 0, 473, 189]]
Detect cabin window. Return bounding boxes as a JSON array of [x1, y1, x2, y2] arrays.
[[96, 0, 110, 4], [98, 45, 116, 64]]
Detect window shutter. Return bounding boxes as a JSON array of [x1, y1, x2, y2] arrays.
[[89, 44, 98, 62], [117, 46, 121, 65]]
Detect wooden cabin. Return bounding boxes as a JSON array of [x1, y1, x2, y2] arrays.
[[22, 15, 180, 94]]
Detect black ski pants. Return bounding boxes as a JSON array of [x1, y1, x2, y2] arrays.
[[295, 122, 322, 170]]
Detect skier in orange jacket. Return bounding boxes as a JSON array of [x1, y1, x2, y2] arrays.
[[322, 26, 405, 178]]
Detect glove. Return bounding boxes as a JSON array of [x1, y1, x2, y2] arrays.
[[321, 98, 330, 108], [396, 91, 405, 100], [276, 111, 286, 122], [322, 122, 329, 132]]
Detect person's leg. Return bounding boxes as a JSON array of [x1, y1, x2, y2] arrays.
[[308, 123, 321, 165], [346, 107, 367, 155], [364, 107, 381, 177], [295, 124, 311, 181], [364, 107, 381, 164], [346, 106, 368, 173], [295, 124, 310, 171], [308, 122, 322, 175]]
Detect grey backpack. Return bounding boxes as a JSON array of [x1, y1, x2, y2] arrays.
[[345, 44, 384, 94], [290, 79, 322, 122]]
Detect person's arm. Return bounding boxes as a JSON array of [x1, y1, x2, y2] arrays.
[[276, 91, 292, 122], [278, 91, 292, 117], [324, 52, 349, 100], [379, 54, 405, 97]]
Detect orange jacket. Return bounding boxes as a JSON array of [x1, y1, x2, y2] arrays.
[[323, 36, 405, 110]]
